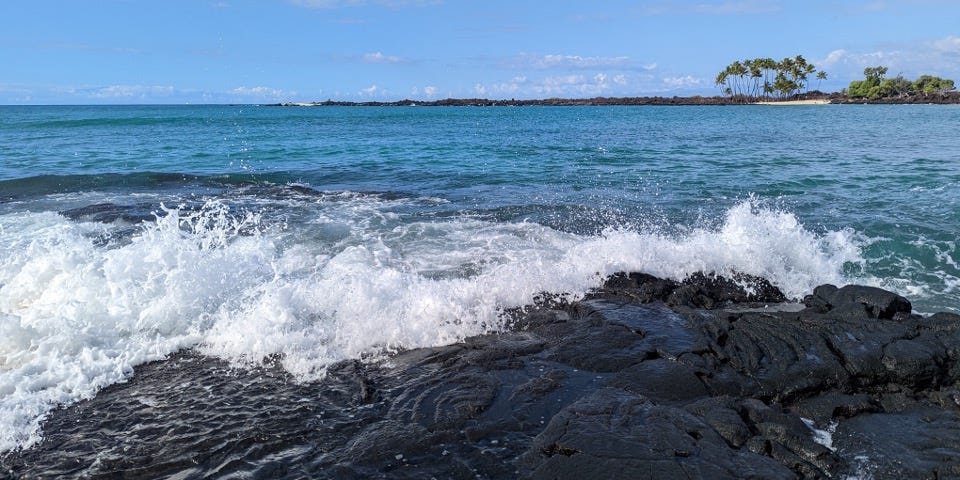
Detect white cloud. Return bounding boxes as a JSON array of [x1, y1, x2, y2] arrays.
[[0, 84, 34, 103], [543, 75, 583, 86], [819, 49, 888, 69], [467, 68, 714, 98], [423, 85, 438, 97], [819, 35, 960, 82], [362, 51, 403, 63], [821, 49, 847, 67], [486, 73, 618, 97], [816, 48, 897, 84], [932, 35, 960, 55], [543, 54, 629, 69], [231, 86, 291, 98], [488, 76, 526, 95], [360, 84, 379, 96], [89, 85, 175, 99], [662, 75, 702, 88], [0, 84, 32, 94], [509, 53, 635, 70]]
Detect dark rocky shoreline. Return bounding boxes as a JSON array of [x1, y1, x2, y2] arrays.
[[268, 91, 960, 107], [3, 272, 960, 479]]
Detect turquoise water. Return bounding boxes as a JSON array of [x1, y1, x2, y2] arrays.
[[0, 104, 958, 450]]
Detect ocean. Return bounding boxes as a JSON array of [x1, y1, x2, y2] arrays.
[[0, 104, 958, 462]]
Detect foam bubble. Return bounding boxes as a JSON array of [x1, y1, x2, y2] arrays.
[[0, 198, 865, 451]]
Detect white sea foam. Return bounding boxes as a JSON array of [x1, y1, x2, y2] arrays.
[[0, 198, 865, 451], [802, 417, 837, 451], [845, 455, 876, 480]]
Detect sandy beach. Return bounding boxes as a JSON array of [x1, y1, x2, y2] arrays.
[[753, 99, 831, 105]]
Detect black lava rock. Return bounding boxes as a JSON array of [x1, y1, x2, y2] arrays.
[[3, 272, 959, 480]]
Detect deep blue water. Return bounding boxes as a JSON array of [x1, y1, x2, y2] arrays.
[[0, 104, 958, 452]]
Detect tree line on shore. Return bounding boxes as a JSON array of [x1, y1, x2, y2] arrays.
[[845, 66, 955, 99], [714, 56, 826, 101], [715, 56, 956, 102]]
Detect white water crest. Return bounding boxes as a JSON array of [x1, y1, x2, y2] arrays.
[[0, 197, 865, 451], [802, 417, 838, 451]]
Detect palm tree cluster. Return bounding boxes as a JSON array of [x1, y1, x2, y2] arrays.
[[715, 56, 826, 101]]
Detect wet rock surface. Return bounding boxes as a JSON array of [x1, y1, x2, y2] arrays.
[[3, 272, 960, 479]]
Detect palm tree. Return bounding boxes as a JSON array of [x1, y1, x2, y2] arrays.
[[748, 59, 763, 98], [715, 70, 729, 96], [777, 57, 795, 98], [773, 71, 797, 99], [759, 57, 777, 99], [802, 63, 816, 94], [816, 71, 827, 92], [730, 60, 747, 96]]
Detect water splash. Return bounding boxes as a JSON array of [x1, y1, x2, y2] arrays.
[[0, 197, 867, 451]]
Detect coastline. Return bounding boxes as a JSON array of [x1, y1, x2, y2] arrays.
[[269, 91, 960, 107]]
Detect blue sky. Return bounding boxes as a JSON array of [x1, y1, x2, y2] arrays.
[[2, 0, 959, 104]]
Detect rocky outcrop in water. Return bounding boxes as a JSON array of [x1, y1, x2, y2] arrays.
[[3, 272, 960, 479]]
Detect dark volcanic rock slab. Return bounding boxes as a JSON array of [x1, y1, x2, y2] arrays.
[[520, 388, 795, 480], [831, 407, 960, 479], [3, 272, 960, 479]]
